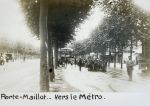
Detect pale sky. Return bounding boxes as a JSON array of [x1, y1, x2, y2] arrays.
[[133, 0, 150, 12], [0, 0, 39, 48], [74, 0, 150, 42], [0, 0, 149, 47], [74, 6, 105, 41]]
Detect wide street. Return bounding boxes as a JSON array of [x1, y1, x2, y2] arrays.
[[1, 59, 150, 92], [0, 59, 40, 92]]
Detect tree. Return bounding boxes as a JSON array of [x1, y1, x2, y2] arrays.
[[39, 0, 49, 91], [19, 0, 94, 91], [100, 0, 150, 70]]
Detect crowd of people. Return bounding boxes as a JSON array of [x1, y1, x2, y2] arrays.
[[58, 57, 108, 72], [76, 58, 107, 72], [58, 55, 135, 81]]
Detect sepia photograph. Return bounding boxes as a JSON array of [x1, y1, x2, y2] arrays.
[[0, 0, 150, 94]]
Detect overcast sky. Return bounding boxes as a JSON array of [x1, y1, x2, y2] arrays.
[[0, 0, 149, 47], [133, 0, 150, 12], [74, 6, 104, 41], [0, 0, 39, 48], [75, 0, 150, 41]]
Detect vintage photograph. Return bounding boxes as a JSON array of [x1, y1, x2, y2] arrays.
[[0, 0, 150, 92]]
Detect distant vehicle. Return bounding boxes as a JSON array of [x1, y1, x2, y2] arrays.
[[59, 48, 73, 59], [5, 53, 14, 62], [58, 48, 74, 66], [0, 53, 6, 65]]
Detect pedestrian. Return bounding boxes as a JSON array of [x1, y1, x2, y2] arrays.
[[126, 56, 134, 81], [65, 58, 68, 67], [74, 57, 77, 67], [78, 58, 82, 71]]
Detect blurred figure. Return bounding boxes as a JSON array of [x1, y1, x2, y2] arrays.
[[126, 56, 134, 81], [0, 53, 6, 65], [74, 57, 77, 67], [78, 58, 82, 71], [65, 58, 68, 67]]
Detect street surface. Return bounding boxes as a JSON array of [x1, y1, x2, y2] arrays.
[[63, 65, 113, 92], [63, 64, 150, 92], [0, 59, 40, 92], [107, 64, 150, 92], [0, 59, 150, 92]]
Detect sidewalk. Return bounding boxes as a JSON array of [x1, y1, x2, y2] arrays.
[[49, 67, 80, 92], [108, 63, 150, 92]]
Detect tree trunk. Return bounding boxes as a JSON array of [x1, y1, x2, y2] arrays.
[[142, 40, 145, 59], [39, 0, 49, 92], [121, 45, 123, 69], [145, 39, 150, 72], [114, 45, 116, 68], [54, 39, 58, 69], [48, 32, 55, 82], [108, 45, 111, 67], [130, 37, 133, 60]]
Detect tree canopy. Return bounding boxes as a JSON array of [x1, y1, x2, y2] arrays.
[[19, 0, 93, 47], [71, 0, 150, 56]]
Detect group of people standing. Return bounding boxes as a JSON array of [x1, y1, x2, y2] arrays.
[[76, 58, 108, 72], [58, 55, 135, 81], [58, 57, 108, 72], [77, 56, 135, 81]]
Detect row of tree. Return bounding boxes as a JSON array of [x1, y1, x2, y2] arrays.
[[71, 0, 150, 69], [0, 36, 39, 58], [19, 0, 150, 92], [19, 0, 93, 91]]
